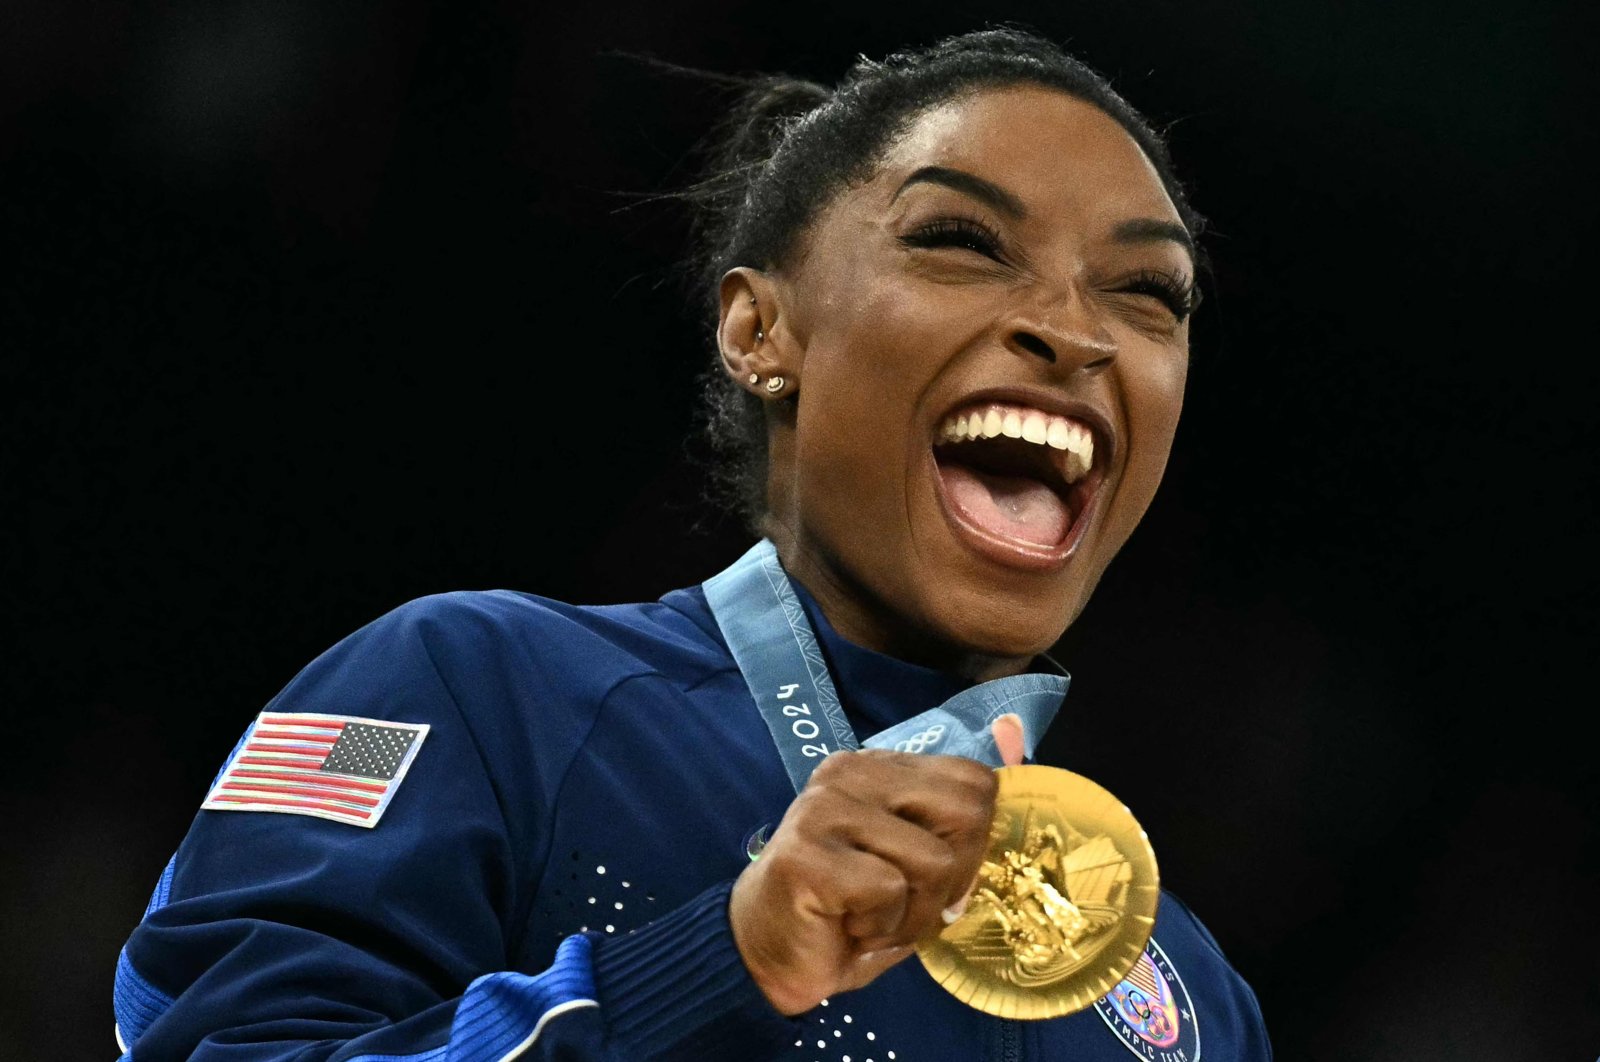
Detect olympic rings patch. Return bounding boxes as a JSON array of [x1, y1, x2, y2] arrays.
[[894, 723, 946, 754], [1094, 937, 1201, 1060]]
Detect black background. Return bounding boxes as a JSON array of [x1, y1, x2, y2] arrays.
[[4, 2, 1597, 1060]]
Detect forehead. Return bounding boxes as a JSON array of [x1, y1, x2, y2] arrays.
[[871, 85, 1181, 226]]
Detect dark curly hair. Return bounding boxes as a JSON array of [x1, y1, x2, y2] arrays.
[[679, 27, 1205, 533]]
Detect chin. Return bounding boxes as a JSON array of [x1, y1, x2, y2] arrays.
[[915, 582, 1077, 664]]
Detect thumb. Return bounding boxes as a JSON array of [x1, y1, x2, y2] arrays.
[[991, 713, 1026, 767], [838, 945, 916, 993]]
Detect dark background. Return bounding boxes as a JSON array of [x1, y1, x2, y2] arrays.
[[4, 2, 1596, 1059]]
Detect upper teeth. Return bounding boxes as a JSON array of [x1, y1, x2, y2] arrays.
[[937, 403, 1096, 483]]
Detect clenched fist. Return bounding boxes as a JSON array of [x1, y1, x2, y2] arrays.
[[730, 715, 1026, 1016]]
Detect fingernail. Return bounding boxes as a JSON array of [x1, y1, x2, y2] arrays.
[[941, 897, 969, 924], [858, 945, 912, 964], [991, 713, 1026, 767]]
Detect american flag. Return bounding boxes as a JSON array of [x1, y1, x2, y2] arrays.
[[201, 712, 430, 828], [1124, 952, 1166, 1002]]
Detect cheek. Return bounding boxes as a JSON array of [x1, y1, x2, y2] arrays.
[[1110, 348, 1189, 530], [1137, 350, 1189, 447], [811, 279, 960, 383], [795, 279, 969, 470]]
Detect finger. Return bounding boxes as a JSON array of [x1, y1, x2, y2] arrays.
[[800, 753, 997, 924], [943, 849, 991, 928], [836, 944, 916, 994], [857, 773, 995, 917], [762, 826, 914, 944], [814, 748, 998, 802], [814, 750, 998, 836], [823, 847, 912, 943], [863, 785, 994, 918], [992, 712, 1026, 767], [832, 811, 964, 945], [942, 888, 974, 926]]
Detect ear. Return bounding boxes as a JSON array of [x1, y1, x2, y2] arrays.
[[717, 267, 794, 399]]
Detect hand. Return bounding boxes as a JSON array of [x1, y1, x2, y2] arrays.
[[729, 714, 1027, 1015]]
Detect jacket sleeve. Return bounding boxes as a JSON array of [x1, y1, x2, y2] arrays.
[[115, 597, 801, 1062]]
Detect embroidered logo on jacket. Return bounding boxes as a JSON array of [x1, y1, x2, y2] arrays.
[[1094, 938, 1200, 1061], [201, 712, 429, 828]]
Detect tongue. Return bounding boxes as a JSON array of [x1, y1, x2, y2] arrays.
[[939, 462, 1070, 548]]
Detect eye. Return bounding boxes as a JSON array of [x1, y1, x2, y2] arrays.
[[900, 216, 1005, 260], [1118, 268, 1200, 322]]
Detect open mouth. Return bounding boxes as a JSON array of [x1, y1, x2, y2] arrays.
[[930, 401, 1105, 567]]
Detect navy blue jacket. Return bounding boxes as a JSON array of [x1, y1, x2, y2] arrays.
[[117, 575, 1271, 1061]]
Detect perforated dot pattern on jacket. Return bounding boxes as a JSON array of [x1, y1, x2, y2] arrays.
[[539, 858, 899, 1057], [541, 849, 657, 939], [793, 998, 898, 1060]]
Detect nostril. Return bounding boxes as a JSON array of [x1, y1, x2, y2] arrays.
[[1013, 332, 1055, 363]]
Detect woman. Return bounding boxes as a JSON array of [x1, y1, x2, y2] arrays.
[[114, 29, 1271, 1061]]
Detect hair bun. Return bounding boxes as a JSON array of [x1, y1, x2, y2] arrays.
[[716, 76, 831, 171]]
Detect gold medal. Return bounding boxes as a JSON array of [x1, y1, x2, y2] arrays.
[[916, 765, 1159, 1020]]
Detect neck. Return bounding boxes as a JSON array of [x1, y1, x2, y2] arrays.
[[763, 523, 1035, 684]]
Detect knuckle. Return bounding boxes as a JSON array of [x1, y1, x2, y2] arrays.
[[811, 748, 856, 777], [796, 780, 832, 804], [963, 759, 1001, 793], [793, 782, 840, 814], [930, 753, 990, 786], [872, 869, 912, 907], [856, 748, 907, 769], [783, 788, 841, 838], [925, 844, 959, 881], [844, 865, 902, 907], [954, 797, 994, 832], [769, 846, 827, 891]]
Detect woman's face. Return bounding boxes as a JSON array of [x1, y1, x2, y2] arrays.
[[747, 85, 1193, 676]]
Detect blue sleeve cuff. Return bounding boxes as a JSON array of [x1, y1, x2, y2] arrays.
[[589, 880, 802, 1060]]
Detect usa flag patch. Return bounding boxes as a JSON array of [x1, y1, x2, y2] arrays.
[[202, 712, 430, 828]]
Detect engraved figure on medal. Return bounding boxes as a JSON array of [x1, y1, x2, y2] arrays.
[[916, 766, 1159, 1020], [951, 805, 1130, 987]]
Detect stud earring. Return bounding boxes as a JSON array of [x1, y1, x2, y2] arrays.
[[748, 372, 759, 385], [764, 376, 786, 395], [755, 328, 764, 343]]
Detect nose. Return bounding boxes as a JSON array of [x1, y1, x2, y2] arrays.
[[1003, 290, 1118, 373]]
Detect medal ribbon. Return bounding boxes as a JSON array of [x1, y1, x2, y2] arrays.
[[703, 539, 1069, 794]]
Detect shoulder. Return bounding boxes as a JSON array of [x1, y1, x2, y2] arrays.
[[357, 588, 603, 652], [247, 591, 652, 784], [241, 586, 737, 825], [1158, 890, 1241, 967], [345, 585, 726, 684], [1147, 891, 1273, 1059], [370, 585, 725, 661], [360, 586, 731, 699], [299, 587, 735, 773]]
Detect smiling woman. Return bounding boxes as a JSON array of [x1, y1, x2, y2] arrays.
[[708, 81, 1198, 680], [112, 29, 1270, 1062]]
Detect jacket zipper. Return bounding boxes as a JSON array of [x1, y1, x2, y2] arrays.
[[995, 1017, 1023, 1062]]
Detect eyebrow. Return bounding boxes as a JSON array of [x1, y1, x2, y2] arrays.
[[1111, 217, 1196, 265], [893, 166, 1028, 219], [893, 165, 1196, 265]]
